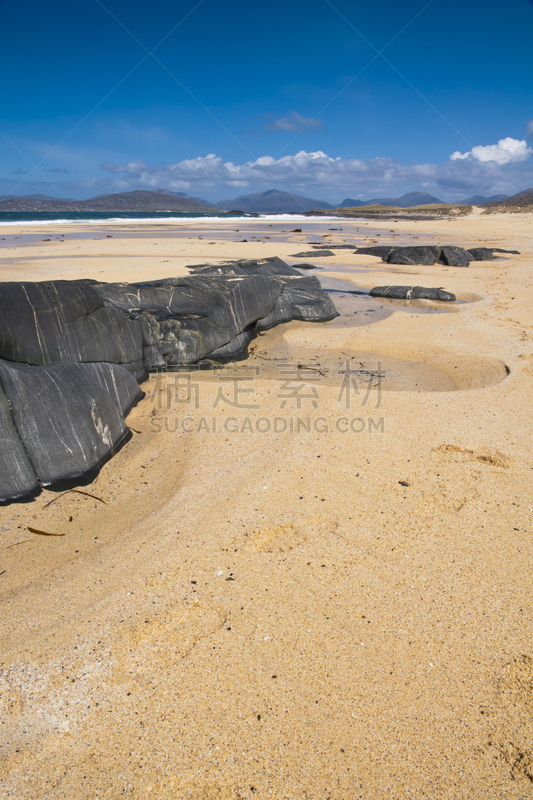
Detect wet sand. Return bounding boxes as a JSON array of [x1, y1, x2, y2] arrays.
[[1, 212, 532, 799]]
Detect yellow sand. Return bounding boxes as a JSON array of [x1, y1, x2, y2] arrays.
[[0, 212, 532, 799]]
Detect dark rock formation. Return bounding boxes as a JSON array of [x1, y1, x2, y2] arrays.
[[369, 286, 456, 301], [355, 244, 519, 267], [467, 247, 520, 260], [354, 246, 395, 259], [207, 330, 254, 359], [467, 248, 496, 261], [439, 246, 470, 267], [312, 244, 354, 250], [188, 259, 337, 333], [0, 258, 336, 502], [96, 258, 337, 367], [0, 258, 336, 379], [0, 383, 40, 501], [97, 273, 282, 368], [385, 246, 442, 265], [0, 281, 145, 381], [0, 359, 143, 502], [256, 274, 336, 331], [289, 250, 335, 257]]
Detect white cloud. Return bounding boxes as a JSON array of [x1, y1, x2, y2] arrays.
[[92, 136, 533, 202], [265, 111, 325, 133], [99, 150, 431, 197], [451, 136, 532, 165]]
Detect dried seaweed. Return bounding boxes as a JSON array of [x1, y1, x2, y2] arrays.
[[27, 526, 65, 536], [42, 489, 107, 509]]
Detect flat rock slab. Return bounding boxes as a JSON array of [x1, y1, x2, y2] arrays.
[[467, 247, 520, 260], [312, 244, 354, 250], [354, 246, 395, 258], [289, 250, 335, 257], [369, 285, 456, 301]]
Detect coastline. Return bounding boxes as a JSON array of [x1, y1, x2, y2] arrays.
[[1, 212, 532, 798]]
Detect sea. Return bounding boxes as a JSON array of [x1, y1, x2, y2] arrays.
[[0, 211, 339, 225]]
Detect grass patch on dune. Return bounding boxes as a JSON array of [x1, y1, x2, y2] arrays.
[[335, 203, 473, 216]]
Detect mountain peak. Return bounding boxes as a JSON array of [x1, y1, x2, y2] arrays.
[[215, 190, 333, 212]]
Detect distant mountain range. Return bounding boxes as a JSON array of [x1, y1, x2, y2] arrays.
[[0, 189, 219, 213], [0, 187, 529, 214], [338, 191, 444, 208], [213, 189, 446, 212], [214, 189, 513, 212], [482, 188, 533, 207], [461, 193, 508, 205]]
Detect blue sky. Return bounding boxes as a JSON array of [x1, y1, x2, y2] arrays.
[[1, 0, 532, 202]]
